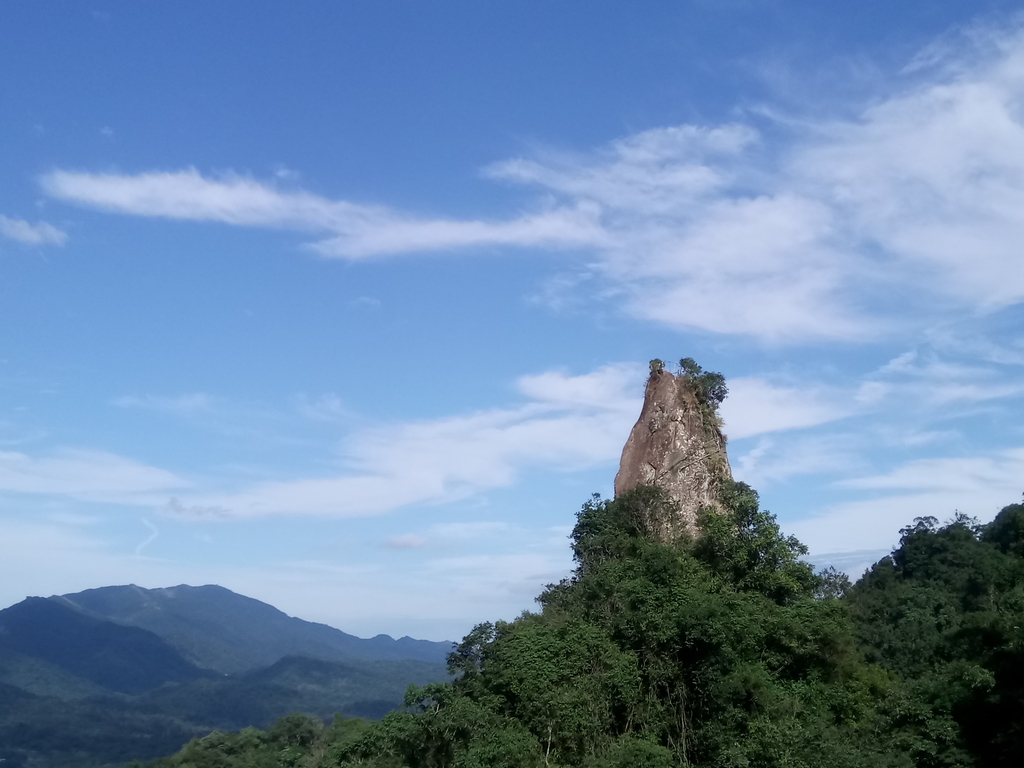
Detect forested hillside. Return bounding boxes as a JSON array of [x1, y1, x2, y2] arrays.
[[845, 507, 1024, 766], [0, 590, 450, 768], [0, 598, 207, 694], [150, 487, 1024, 768]]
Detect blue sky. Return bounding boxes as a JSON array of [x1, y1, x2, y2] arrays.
[[3, 1, 1024, 641]]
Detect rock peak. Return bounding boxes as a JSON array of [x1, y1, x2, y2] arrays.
[[614, 360, 732, 540]]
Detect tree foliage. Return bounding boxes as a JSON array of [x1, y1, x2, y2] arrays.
[[146, 495, 1024, 768], [847, 504, 1024, 767], [677, 358, 727, 412]]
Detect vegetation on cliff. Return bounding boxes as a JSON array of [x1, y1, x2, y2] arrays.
[[676, 357, 728, 416], [646, 357, 727, 419]]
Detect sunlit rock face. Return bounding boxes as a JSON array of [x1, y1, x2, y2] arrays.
[[614, 367, 732, 540]]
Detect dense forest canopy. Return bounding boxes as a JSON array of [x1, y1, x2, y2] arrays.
[[149, 483, 1024, 768]]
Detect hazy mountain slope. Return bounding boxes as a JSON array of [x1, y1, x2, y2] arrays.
[[0, 681, 203, 768], [56, 583, 451, 673], [138, 655, 449, 729], [0, 646, 111, 700], [0, 597, 207, 694]]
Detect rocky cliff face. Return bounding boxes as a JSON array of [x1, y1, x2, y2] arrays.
[[614, 366, 732, 540]]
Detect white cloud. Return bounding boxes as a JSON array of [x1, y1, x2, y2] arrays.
[[238, 541, 574, 640], [0, 366, 642, 521], [865, 348, 1024, 408], [430, 521, 509, 540], [841, 448, 1024, 493], [292, 393, 351, 422], [719, 377, 851, 440], [854, 381, 890, 405], [384, 522, 510, 551], [40, 168, 603, 259], [733, 434, 861, 486], [45, 25, 1023, 342], [516, 363, 644, 411], [791, 448, 1024, 553], [497, 28, 1024, 340], [0, 448, 186, 505], [154, 364, 872, 520], [485, 124, 759, 214], [44, 22, 1024, 343], [163, 364, 643, 519], [165, 497, 227, 519], [795, 31, 1024, 310], [127, 364, 922, 520], [928, 328, 1024, 366], [0, 215, 67, 246], [41, 169, 357, 229]]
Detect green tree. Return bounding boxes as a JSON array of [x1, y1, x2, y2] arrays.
[[847, 504, 1024, 768], [677, 358, 727, 411], [148, 492, 1024, 768], [339, 484, 894, 768]]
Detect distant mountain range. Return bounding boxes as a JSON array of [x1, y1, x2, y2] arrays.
[[55, 583, 451, 671], [0, 584, 452, 768]]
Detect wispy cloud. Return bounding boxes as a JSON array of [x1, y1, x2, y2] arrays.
[[841, 448, 1024, 493], [135, 518, 159, 555], [516, 363, 644, 410], [859, 348, 1024, 411], [156, 363, 873, 521], [0, 448, 187, 505], [719, 377, 852, 440], [292, 393, 350, 423], [384, 522, 510, 551], [430, 521, 509, 541], [164, 364, 644, 519], [39, 26, 1024, 341], [40, 168, 603, 258], [0, 215, 67, 246], [791, 448, 1024, 554], [729, 341, 1024, 487], [733, 434, 863, 486]]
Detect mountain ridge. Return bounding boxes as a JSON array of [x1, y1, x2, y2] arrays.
[[53, 583, 451, 673], [0, 597, 208, 695]]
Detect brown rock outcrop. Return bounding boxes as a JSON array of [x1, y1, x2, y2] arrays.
[[614, 366, 732, 539]]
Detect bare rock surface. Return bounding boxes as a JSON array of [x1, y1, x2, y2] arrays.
[[614, 368, 732, 539]]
